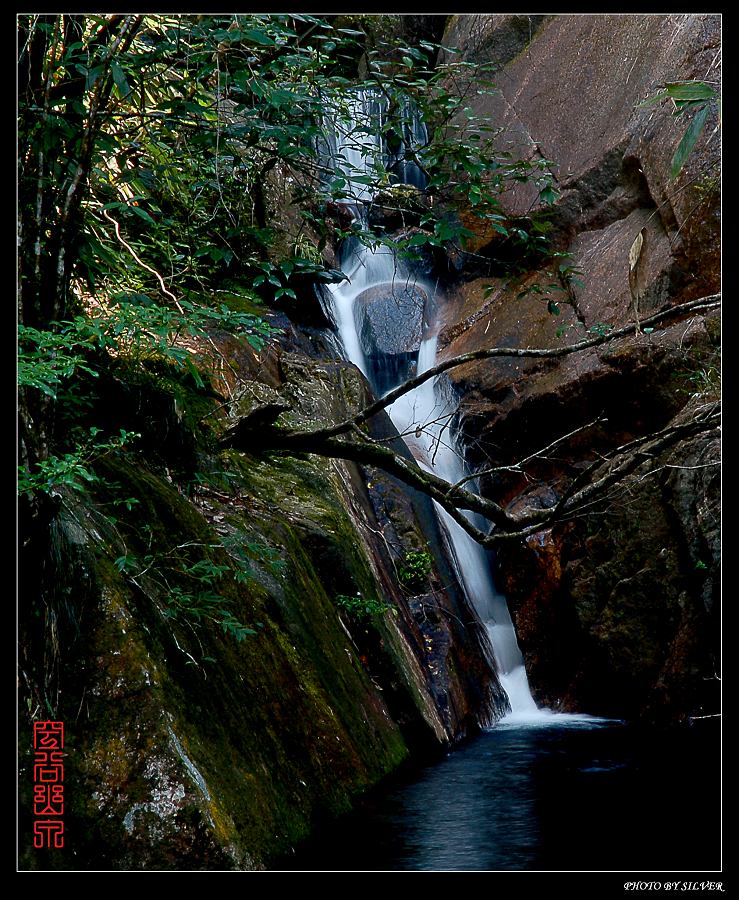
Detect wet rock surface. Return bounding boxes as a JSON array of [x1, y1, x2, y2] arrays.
[[18, 334, 501, 870]]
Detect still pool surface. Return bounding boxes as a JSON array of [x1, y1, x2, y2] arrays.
[[279, 717, 721, 872]]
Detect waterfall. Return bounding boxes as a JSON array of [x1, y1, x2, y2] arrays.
[[321, 88, 551, 722], [318, 87, 428, 207], [385, 336, 540, 719], [320, 90, 388, 206]]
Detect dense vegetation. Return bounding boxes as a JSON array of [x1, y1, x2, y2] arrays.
[[19, 13, 562, 501]]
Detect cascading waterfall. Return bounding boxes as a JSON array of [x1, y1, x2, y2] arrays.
[[321, 88, 550, 721], [320, 90, 388, 206], [386, 336, 539, 718]]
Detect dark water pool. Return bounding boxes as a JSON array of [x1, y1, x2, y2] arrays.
[[278, 717, 721, 872]]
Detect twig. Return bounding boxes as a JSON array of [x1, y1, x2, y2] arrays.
[[102, 207, 184, 313], [448, 414, 606, 493]]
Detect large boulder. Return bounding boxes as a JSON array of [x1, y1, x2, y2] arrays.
[[354, 281, 428, 357]]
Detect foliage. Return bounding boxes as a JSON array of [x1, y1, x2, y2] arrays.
[[639, 80, 720, 178], [18, 426, 141, 495], [18, 14, 565, 502], [335, 592, 392, 621], [687, 364, 720, 399], [397, 550, 433, 592], [512, 254, 585, 316], [114, 535, 270, 644], [18, 324, 100, 398], [587, 322, 614, 338], [340, 38, 560, 258]]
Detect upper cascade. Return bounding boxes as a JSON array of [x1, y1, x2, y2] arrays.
[[319, 87, 427, 209]]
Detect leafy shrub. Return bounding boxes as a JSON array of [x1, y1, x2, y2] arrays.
[[335, 592, 392, 621], [398, 550, 432, 592]]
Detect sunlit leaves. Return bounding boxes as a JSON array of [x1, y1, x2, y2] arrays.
[[18, 325, 99, 399], [640, 80, 717, 107]]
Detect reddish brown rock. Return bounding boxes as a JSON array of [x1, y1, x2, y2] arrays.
[[442, 14, 720, 290], [437, 14, 720, 722]]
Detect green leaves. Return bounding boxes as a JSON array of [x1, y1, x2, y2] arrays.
[[110, 60, 132, 98], [514, 253, 585, 315], [336, 592, 392, 622], [398, 550, 432, 592], [640, 80, 717, 107], [539, 183, 560, 206], [639, 80, 719, 179], [18, 428, 141, 496], [18, 324, 99, 399], [243, 28, 277, 46], [406, 232, 431, 247], [670, 103, 710, 178], [19, 295, 280, 429], [113, 533, 269, 645]]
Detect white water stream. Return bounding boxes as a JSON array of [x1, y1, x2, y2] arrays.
[[322, 89, 587, 723], [386, 334, 539, 717], [325, 234, 544, 718]]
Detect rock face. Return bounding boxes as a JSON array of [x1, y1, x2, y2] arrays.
[[18, 322, 503, 871], [442, 14, 720, 291], [495, 401, 720, 722], [438, 13, 720, 722]]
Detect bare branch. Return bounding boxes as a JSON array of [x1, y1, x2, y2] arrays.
[[279, 294, 720, 444], [448, 414, 607, 494], [547, 405, 720, 525], [102, 207, 184, 312], [219, 290, 721, 547], [228, 397, 719, 547]]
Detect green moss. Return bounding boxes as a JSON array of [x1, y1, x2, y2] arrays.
[[210, 288, 266, 317], [35, 441, 415, 869], [20, 327, 470, 868]]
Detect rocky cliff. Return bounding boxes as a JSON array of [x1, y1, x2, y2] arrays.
[[437, 13, 720, 722]]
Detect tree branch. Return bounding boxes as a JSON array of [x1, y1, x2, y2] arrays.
[[448, 414, 607, 493], [278, 293, 720, 444], [220, 291, 720, 545], [225, 398, 719, 547]]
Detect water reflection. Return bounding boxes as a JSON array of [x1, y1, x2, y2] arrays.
[[280, 720, 720, 872]]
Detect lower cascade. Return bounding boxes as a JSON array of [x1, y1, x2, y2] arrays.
[[386, 329, 541, 719], [324, 217, 543, 722]]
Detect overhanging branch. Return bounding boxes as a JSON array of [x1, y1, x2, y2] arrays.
[[279, 293, 720, 444], [221, 294, 720, 546], [224, 401, 720, 547]]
